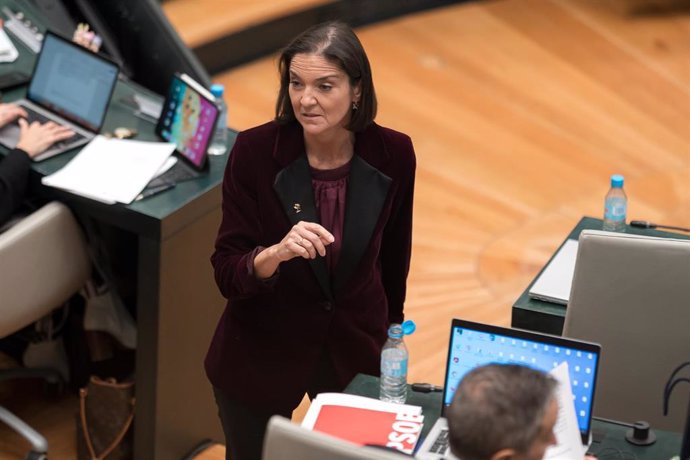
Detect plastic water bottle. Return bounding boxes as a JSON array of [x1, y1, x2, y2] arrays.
[[380, 320, 416, 404], [208, 84, 228, 155], [603, 174, 627, 232]]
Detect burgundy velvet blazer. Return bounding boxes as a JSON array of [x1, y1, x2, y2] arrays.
[[205, 120, 416, 411]]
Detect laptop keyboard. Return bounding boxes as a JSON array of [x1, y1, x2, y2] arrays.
[[153, 162, 198, 184], [21, 107, 87, 149], [24, 109, 52, 125], [430, 429, 449, 454]]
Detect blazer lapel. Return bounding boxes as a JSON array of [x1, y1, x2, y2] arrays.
[[334, 154, 392, 293], [271, 122, 393, 298], [273, 155, 333, 300]]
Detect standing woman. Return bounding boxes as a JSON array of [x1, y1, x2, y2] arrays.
[[206, 21, 416, 460]]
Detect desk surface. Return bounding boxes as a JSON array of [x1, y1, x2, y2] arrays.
[[511, 216, 690, 335], [28, 78, 237, 240], [345, 374, 682, 460], [0, 0, 236, 240]]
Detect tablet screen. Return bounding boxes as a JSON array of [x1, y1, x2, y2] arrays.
[[157, 74, 218, 169]]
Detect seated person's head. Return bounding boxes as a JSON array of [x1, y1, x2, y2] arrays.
[[446, 364, 558, 460]]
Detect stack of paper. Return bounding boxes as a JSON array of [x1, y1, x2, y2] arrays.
[[0, 29, 18, 62], [42, 136, 176, 204], [545, 362, 589, 460], [528, 239, 579, 305], [302, 393, 424, 454]]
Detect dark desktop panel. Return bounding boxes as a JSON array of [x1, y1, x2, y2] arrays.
[[33, 0, 211, 96]]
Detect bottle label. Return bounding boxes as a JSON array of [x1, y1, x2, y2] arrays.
[[381, 357, 408, 378], [604, 198, 627, 222]]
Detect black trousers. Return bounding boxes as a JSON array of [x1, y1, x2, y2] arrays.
[[213, 350, 341, 460]]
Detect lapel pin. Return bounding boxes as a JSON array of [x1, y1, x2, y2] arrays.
[[293, 203, 302, 214]]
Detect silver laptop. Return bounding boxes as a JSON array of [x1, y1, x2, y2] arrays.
[[416, 319, 601, 459], [564, 229, 690, 432], [0, 31, 119, 161]]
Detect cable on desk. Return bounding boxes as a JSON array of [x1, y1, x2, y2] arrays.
[[410, 383, 443, 393]]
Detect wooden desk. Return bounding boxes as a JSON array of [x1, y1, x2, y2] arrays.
[[345, 374, 683, 460], [0, 2, 230, 457], [511, 216, 690, 335]]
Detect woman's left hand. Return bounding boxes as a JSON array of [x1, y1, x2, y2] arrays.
[[0, 103, 27, 128]]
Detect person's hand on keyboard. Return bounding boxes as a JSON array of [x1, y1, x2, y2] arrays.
[[0, 102, 27, 126], [16, 117, 75, 158]]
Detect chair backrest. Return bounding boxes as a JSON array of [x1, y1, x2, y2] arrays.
[[262, 416, 410, 460], [563, 230, 690, 431], [0, 202, 91, 338]]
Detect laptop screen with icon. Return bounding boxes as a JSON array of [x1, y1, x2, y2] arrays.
[[443, 319, 601, 444], [27, 31, 119, 132]]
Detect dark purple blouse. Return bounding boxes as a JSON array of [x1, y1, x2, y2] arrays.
[[310, 161, 351, 272]]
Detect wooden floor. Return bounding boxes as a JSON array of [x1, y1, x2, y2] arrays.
[[212, 0, 690, 388], [161, 0, 332, 47], [2, 0, 689, 458]]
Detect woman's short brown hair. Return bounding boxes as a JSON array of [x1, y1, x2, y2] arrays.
[[275, 21, 377, 132]]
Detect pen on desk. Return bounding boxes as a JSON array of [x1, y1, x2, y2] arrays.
[[630, 220, 690, 233], [135, 182, 175, 201]]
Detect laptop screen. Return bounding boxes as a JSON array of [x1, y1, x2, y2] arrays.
[[27, 32, 119, 132], [156, 73, 219, 170], [443, 319, 601, 443]]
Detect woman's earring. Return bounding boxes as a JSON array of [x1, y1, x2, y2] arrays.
[[352, 101, 359, 111]]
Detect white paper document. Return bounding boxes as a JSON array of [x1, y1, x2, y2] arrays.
[[545, 362, 587, 460], [0, 28, 18, 62], [302, 393, 424, 455], [133, 93, 163, 119], [42, 136, 175, 204], [153, 156, 178, 178], [528, 239, 579, 305]]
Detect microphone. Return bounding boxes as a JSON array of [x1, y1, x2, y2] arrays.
[[593, 417, 656, 446], [664, 361, 690, 460], [630, 220, 690, 233], [626, 421, 656, 446]]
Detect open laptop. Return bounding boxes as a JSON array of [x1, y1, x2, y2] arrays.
[[150, 73, 219, 186], [0, 31, 119, 162], [416, 319, 601, 459]]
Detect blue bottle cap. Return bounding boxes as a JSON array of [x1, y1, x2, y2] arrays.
[[611, 174, 624, 188], [210, 84, 224, 98], [402, 320, 416, 336]]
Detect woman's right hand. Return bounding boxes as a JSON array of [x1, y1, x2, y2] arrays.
[[274, 221, 334, 261], [253, 221, 334, 279]]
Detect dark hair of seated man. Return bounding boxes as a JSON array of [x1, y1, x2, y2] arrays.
[[446, 364, 559, 460]]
